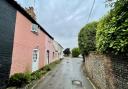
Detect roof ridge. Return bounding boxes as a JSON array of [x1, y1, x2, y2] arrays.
[[6, 0, 54, 40]]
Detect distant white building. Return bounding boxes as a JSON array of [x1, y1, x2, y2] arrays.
[[53, 41, 64, 59]]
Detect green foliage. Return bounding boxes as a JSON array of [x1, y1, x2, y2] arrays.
[[72, 48, 80, 57], [78, 21, 98, 55], [96, 0, 128, 55], [63, 48, 71, 56], [8, 60, 61, 88], [8, 73, 31, 87], [31, 70, 44, 80], [43, 65, 51, 71]]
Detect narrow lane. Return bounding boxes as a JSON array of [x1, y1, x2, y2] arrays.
[[34, 58, 94, 89]]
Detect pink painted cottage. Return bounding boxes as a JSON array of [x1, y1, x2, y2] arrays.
[[0, 0, 63, 87]]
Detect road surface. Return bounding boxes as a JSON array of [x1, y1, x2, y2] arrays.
[[34, 58, 94, 89]]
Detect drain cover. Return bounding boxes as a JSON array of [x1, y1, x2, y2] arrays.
[[72, 80, 82, 87]]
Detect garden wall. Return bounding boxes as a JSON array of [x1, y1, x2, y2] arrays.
[[84, 52, 128, 89]]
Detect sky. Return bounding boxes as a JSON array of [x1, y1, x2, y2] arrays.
[[16, 0, 110, 49]]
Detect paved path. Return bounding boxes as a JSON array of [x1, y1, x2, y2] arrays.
[[34, 58, 94, 89]]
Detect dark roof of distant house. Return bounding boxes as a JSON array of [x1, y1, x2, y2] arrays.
[[6, 0, 54, 40]]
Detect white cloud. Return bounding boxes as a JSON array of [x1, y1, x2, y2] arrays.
[[16, 0, 110, 49]]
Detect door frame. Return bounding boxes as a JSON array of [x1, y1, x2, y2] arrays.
[[47, 50, 50, 64], [32, 49, 39, 72]]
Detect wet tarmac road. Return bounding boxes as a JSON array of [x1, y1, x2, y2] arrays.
[[34, 58, 94, 89]]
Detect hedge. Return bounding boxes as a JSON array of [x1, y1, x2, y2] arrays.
[[72, 48, 80, 57], [78, 21, 98, 55], [96, 0, 128, 55]]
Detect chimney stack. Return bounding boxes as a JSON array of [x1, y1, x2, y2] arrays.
[[25, 7, 36, 20]]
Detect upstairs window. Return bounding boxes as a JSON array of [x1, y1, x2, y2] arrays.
[[32, 24, 38, 33]]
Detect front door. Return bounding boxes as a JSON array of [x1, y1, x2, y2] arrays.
[[32, 49, 39, 72], [46, 50, 50, 64]]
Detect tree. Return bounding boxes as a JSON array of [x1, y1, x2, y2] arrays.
[[96, 0, 128, 55], [63, 48, 71, 56], [78, 21, 98, 56], [105, 0, 115, 7], [72, 48, 80, 57]]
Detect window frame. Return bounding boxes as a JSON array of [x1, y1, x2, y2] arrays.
[[31, 23, 38, 33], [32, 49, 39, 62]]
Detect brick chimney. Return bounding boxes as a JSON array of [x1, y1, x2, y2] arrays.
[[25, 7, 36, 20]]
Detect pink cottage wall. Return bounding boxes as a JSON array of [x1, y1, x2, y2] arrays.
[[44, 35, 55, 65], [10, 11, 45, 75]]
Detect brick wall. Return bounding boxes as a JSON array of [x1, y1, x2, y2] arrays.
[[84, 52, 128, 89]]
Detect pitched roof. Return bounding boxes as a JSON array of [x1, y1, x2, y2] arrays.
[[7, 0, 54, 40]]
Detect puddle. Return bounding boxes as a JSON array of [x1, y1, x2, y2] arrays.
[[72, 80, 82, 87], [52, 74, 55, 77], [66, 61, 69, 63], [49, 83, 53, 86]]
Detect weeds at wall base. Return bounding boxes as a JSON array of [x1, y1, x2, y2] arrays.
[[82, 63, 99, 89], [7, 60, 61, 89]]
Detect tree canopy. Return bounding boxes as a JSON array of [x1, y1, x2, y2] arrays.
[[72, 48, 80, 57], [96, 0, 128, 55], [63, 48, 71, 56], [78, 21, 98, 55]]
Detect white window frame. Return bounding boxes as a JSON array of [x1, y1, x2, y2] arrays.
[[32, 24, 38, 33], [32, 49, 39, 62]]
